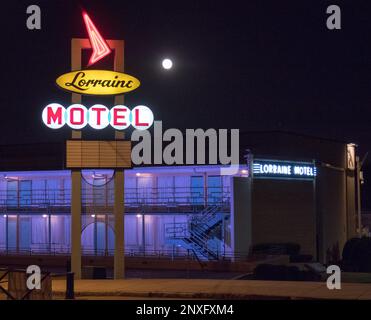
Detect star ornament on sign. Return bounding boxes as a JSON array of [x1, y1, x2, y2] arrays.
[[82, 12, 112, 66]]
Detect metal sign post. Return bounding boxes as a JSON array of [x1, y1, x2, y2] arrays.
[[69, 38, 128, 279]]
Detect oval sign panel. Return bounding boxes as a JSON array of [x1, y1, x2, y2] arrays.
[[56, 70, 140, 95]]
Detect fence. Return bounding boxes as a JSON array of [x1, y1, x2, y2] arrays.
[[0, 267, 74, 300]]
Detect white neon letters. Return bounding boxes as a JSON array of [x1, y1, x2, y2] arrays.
[[42, 103, 154, 130]]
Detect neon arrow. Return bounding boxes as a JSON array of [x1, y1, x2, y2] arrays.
[[82, 12, 112, 66]]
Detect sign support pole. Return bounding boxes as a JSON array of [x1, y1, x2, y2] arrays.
[[70, 38, 84, 279], [113, 167, 125, 279], [112, 40, 125, 279], [69, 38, 126, 279], [71, 169, 82, 279]]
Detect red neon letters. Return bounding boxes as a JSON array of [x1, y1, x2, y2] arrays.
[[42, 103, 154, 130]]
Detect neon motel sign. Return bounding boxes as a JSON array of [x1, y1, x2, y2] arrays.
[[43, 12, 152, 131], [42, 103, 154, 130], [252, 160, 317, 180]]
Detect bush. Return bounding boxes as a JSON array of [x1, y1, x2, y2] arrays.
[[342, 237, 371, 272], [342, 238, 362, 262]]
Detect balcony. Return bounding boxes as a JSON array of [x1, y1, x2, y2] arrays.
[[0, 186, 231, 215]]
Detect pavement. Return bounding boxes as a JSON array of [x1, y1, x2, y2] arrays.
[[49, 279, 371, 300]]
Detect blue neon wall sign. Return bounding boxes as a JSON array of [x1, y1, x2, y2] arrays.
[[252, 159, 317, 180]]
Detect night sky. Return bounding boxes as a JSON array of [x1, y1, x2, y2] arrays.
[[2, 1, 371, 153]]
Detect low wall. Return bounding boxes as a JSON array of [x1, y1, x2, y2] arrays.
[[0, 254, 289, 273]]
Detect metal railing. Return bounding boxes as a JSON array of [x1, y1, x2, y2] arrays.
[[0, 247, 250, 261], [0, 186, 231, 213]]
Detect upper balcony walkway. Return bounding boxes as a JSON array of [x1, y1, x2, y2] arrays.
[[0, 186, 231, 215]]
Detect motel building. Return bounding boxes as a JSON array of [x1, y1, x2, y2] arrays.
[[0, 13, 360, 279], [0, 131, 360, 278]]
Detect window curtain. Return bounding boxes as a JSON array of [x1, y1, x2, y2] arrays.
[[51, 215, 70, 252], [124, 177, 137, 205], [63, 179, 71, 205], [19, 216, 31, 250], [137, 176, 154, 204], [32, 179, 45, 206], [207, 176, 222, 204], [175, 176, 191, 204], [31, 216, 48, 250], [6, 181, 17, 206], [46, 179, 59, 206], [0, 216, 5, 248], [124, 215, 140, 248], [157, 176, 174, 205], [7, 217, 17, 251]]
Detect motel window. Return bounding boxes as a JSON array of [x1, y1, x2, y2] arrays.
[[31, 216, 48, 247], [6, 180, 17, 206], [0, 216, 5, 249], [157, 176, 175, 205], [7, 216, 17, 251], [125, 177, 137, 205], [19, 216, 31, 250], [190, 176, 204, 205], [174, 176, 191, 204], [46, 179, 60, 206], [207, 176, 222, 205], [6, 180, 32, 206], [137, 176, 154, 204], [19, 180, 32, 206]]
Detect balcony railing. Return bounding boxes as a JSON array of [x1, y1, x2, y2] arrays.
[[0, 187, 231, 214], [0, 246, 249, 261]]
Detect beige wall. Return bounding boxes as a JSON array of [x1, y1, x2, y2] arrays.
[[317, 166, 348, 262], [251, 179, 316, 256], [346, 171, 358, 239], [231, 177, 252, 258]]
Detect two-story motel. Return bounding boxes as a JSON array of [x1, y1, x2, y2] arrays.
[[0, 131, 360, 274]]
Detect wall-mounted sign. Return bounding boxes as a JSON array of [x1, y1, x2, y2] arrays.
[[42, 103, 153, 130], [56, 70, 140, 95], [347, 143, 356, 170], [252, 159, 317, 180]]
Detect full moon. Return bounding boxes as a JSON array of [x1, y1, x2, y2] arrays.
[[162, 58, 173, 70]]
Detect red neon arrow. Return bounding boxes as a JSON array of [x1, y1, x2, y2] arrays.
[[83, 12, 112, 66]]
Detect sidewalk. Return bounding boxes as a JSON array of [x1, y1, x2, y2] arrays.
[[51, 279, 371, 300]]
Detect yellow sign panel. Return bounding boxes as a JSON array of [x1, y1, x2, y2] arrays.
[[56, 70, 140, 95]]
